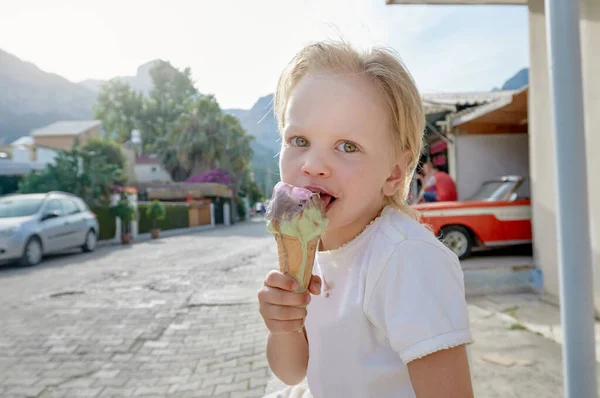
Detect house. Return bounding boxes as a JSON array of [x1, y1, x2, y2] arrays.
[[388, 0, 600, 387], [421, 90, 518, 175], [134, 154, 172, 183], [31, 120, 102, 151], [430, 87, 530, 200], [0, 136, 35, 161], [390, 0, 600, 309], [11, 136, 35, 148]]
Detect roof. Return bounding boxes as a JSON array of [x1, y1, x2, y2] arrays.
[[136, 154, 162, 165], [11, 136, 34, 147], [386, 0, 525, 4], [31, 121, 102, 137], [422, 90, 517, 107], [423, 101, 455, 115], [450, 86, 528, 126], [447, 86, 528, 134]]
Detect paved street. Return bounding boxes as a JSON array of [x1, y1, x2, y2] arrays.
[[0, 219, 275, 398], [2, 219, 598, 398]]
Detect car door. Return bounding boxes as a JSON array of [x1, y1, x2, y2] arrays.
[[500, 199, 533, 243], [39, 199, 68, 253], [59, 198, 87, 249]]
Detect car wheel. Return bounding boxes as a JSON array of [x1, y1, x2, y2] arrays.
[[82, 229, 97, 252], [19, 236, 43, 266], [441, 226, 473, 260]]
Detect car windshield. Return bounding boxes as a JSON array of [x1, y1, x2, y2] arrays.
[[0, 197, 44, 218], [468, 181, 518, 201]]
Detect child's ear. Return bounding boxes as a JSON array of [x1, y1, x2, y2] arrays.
[[383, 163, 404, 197]]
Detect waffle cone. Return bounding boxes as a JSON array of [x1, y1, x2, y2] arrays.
[[274, 234, 319, 292]]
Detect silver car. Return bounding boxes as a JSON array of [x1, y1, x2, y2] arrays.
[[0, 191, 100, 266]]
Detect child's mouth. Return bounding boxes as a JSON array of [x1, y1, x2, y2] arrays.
[[304, 186, 337, 211], [320, 194, 337, 211]]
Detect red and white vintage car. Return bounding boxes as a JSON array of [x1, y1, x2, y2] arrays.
[[413, 176, 532, 260]]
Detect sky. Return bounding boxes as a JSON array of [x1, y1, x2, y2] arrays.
[[0, 0, 529, 110]]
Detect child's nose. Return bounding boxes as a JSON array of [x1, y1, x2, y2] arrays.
[[301, 156, 331, 178]]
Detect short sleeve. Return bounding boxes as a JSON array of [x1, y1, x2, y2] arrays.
[[364, 240, 472, 364]]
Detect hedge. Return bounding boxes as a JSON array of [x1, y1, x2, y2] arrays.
[[89, 205, 117, 241], [138, 203, 189, 234]]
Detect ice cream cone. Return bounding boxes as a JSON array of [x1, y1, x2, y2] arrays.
[[275, 234, 319, 292], [266, 182, 328, 296]]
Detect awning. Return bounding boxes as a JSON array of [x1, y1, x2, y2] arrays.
[[448, 86, 528, 134], [386, 0, 525, 4]]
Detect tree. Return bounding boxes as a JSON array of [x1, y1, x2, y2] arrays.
[[172, 95, 225, 176], [91, 59, 257, 193], [219, 114, 254, 191], [94, 80, 143, 143], [141, 61, 198, 151], [82, 138, 127, 171], [17, 143, 123, 205], [239, 171, 264, 206]]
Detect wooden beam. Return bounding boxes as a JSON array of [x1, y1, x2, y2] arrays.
[[386, 0, 526, 4], [457, 124, 528, 135]]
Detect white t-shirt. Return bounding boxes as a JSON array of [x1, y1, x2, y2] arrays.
[[425, 174, 436, 188], [304, 206, 472, 398]]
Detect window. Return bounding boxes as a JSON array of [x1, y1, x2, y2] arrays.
[[468, 181, 518, 202], [73, 198, 89, 213], [0, 198, 44, 218], [44, 200, 63, 217], [60, 199, 80, 215]]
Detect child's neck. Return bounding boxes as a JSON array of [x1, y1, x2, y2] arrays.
[[319, 205, 385, 251]]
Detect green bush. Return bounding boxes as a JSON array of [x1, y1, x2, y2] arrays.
[[111, 200, 136, 234], [236, 199, 247, 220], [146, 200, 166, 229], [89, 205, 116, 240], [138, 203, 189, 234]]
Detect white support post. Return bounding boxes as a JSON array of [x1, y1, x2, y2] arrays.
[[110, 193, 120, 242], [127, 194, 138, 239], [545, 0, 597, 396], [223, 202, 231, 226]]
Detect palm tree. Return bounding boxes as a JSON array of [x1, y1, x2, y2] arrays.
[[220, 115, 254, 191], [172, 95, 225, 175]]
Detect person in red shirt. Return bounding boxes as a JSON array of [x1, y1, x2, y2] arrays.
[[434, 168, 458, 201], [418, 162, 457, 202]]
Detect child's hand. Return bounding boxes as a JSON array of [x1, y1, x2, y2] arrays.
[[258, 270, 322, 335]]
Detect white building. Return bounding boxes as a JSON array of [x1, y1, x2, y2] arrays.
[[134, 154, 172, 183], [389, 0, 599, 314]]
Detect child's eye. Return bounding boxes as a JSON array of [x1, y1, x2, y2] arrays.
[[290, 136, 309, 147], [337, 141, 358, 153]]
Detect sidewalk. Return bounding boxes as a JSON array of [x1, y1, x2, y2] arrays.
[[266, 293, 600, 397], [97, 224, 222, 248]]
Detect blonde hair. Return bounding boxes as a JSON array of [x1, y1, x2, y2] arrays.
[[274, 40, 425, 219]]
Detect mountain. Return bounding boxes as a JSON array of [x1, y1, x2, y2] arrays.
[[501, 68, 529, 90], [79, 60, 158, 94], [225, 94, 279, 152], [492, 67, 529, 91], [0, 48, 96, 144], [224, 94, 280, 196]]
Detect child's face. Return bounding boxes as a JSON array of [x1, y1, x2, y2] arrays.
[[279, 72, 402, 243]]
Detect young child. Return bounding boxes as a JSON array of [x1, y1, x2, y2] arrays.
[[258, 40, 473, 398]]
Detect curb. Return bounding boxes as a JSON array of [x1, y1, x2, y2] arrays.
[[464, 265, 541, 297], [96, 223, 231, 248]]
